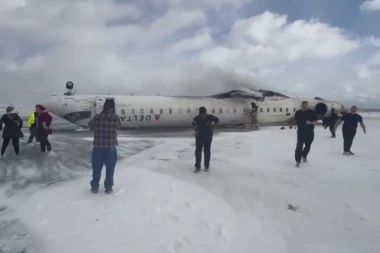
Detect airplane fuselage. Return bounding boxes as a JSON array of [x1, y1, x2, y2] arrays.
[[43, 93, 342, 129]]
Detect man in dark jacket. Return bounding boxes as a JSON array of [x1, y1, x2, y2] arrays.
[[88, 99, 121, 194], [192, 106, 219, 172], [334, 105, 366, 155], [36, 105, 53, 153], [292, 101, 318, 167], [0, 107, 23, 158]]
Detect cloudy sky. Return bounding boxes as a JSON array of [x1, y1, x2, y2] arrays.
[[1, 0, 380, 108]]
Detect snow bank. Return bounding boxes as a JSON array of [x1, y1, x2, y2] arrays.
[[6, 166, 239, 253]]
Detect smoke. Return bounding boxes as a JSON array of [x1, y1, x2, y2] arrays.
[[104, 64, 269, 96], [175, 65, 268, 96]]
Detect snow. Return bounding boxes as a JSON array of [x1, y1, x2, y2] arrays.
[[5, 168, 238, 253], [2, 114, 380, 253]]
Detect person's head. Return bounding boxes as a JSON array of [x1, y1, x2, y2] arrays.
[[301, 101, 309, 110], [350, 106, 358, 114], [199, 106, 207, 118], [103, 99, 115, 113], [35, 104, 46, 114], [6, 106, 14, 113], [7, 108, 19, 118]]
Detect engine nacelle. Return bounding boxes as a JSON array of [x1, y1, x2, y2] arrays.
[[314, 101, 345, 117]]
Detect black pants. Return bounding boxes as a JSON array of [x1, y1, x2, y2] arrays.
[[329, 125, 335, 137], [195, 134, 213, 167], [343, 130, 356, 152], [295, 130, 314, 162], [27, 127, 39, 143], [39, 134, 51, 152], [1, 138, 19, 156]]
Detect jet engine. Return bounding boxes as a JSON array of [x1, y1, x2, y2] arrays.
[[313, 100, 345, 117]]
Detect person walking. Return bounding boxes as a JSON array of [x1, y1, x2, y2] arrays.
[[26, 107, 39, 144], [325, 108, 339, 138], [292, 101, 318, 167], [192, 106, 219, 172], [0, 107, 23, 158], [88, 98, 121, 194], [334, 105, 366, 155], [36, 105, 53, 153]]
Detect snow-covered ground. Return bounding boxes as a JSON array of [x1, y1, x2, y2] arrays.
[[1, 114, 380, 253]]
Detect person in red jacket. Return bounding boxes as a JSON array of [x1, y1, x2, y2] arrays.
[[36, 105, 53, 153]]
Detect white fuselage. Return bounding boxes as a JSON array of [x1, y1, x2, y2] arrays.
[[42, 94, 341, 129]]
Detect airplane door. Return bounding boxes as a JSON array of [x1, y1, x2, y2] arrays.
[[251, 102, 258, 112]]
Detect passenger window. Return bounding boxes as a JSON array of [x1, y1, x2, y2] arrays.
[[131, 108, 135, 114], [233, 108, 236, 113], [140, 109, 144, 114], [150, 109, 154, 114], [178, 108, 182, 113], [274, 108, 276, 112], [169, 109, 172, 114], [160, 109, 163, 114], [279, 108, 282, 112], [260, 108, 263, 112], [267, 108, 270, 112], [286, 108, 289, 113], [226, 108, 229, 113], [212, 108, 215, 113], [219, 108, 223, 113], [187, 108, 191, 113]]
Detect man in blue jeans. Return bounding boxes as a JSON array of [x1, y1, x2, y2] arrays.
[[88, 98, 121, 194]]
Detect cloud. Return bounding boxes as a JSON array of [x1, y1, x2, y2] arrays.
[[360, 0, 380, 12], [0, 0, 380, 108], [202, 11, 359, 67]]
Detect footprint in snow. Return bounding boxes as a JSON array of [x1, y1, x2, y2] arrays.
[[171, 236, 192, 252]]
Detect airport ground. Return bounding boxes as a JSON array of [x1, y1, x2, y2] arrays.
[[0, 113, 379, 253]]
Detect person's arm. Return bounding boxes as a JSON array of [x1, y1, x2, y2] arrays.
[[115, 115, 121, 130], [306, 111, 318, 125], [41, 115, 52, 130], [192, 117, 198, 134], [290, 111, 299, 127], [212, 115, 219, 125], [0, 115, 4, 131], [17, 116, 23, 128], [359, 115, 366, 134], [42, 122, 49, 129], [88, 116, 95, 131]]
